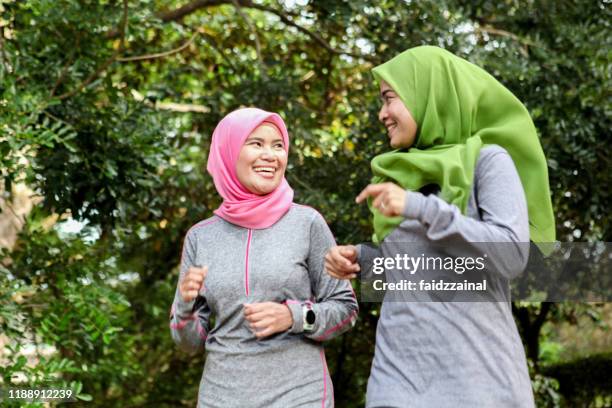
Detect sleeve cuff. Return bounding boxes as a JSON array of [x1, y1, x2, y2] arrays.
[[356, 243, 381, 279], [174, 298, 196, 319], [286, 302, 303, 334], [403, 190, 427, 220]]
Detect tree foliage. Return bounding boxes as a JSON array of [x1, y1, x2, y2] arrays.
[[1, 0, 610, 406]]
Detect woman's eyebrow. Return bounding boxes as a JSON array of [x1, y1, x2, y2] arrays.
[[246, 136, 264, 142], [246, 136, 284, 144], [380, 89, 395, 98]]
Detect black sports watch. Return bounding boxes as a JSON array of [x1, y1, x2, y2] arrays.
[[302, 302, 315, 332]]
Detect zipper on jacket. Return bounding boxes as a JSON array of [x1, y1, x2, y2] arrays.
[[244, 229, 252, 296]]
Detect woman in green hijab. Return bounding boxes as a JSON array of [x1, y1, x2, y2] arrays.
[[325, 46, 555, 407]]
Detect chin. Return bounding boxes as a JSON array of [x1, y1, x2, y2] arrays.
[[253, 182, 281, 195], [389, 139, 402, 148], [390, 136, 413, 149]]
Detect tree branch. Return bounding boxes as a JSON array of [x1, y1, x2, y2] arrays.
[[156, 101, 210, 113], [198, 29, 238, 71], [117, 32, 199, 62], [533, 302, 552, 332], [50, 57, 75, 97], [246, 1, 374, 61], [230, 0, 268, 79], [50, 34, 80, 97], [157, 0, 375, 62], [56, 0, 129, 100], [158, 0, 227, 22], [130, 89, 210, 113], [0, 196, 25, 229], [0, 26, 11, 74], [475, 24, 534, 57]]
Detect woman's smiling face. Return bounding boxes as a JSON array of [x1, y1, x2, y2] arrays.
[[236, 123, 288, 195], [378, 80, 418, 149]]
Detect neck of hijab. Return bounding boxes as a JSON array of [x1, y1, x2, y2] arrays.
[[370, 45, 555, 244], [206, 107, 294, 229]]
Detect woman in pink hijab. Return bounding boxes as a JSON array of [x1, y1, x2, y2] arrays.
[[169, 108, 358, 408]]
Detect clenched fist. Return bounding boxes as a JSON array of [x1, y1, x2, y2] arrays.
[[179, 266, 208, 303], [243, 302, 293, 339], [325, 245, 360, 280]]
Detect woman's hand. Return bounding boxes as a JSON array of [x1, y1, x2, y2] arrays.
[[243, 302, 293, 339], [179, 266, 208, 303], [325, 245, 360, 280], [356, 182, 406, 217]]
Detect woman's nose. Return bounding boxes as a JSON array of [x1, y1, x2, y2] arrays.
[[378, 105, 388, 122], [260, 146, 275, 160]]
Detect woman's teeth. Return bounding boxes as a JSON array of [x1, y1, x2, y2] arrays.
[[254, 167, 275, 174]]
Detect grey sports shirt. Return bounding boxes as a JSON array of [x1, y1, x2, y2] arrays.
[[170, 204, 358, 408], [360, 145, 536, 408]]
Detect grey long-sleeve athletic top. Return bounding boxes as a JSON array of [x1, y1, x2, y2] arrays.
[[360, 145, 535, 408], [170, 204, 358, 408]]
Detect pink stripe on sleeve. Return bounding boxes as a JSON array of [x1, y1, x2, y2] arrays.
[[313, 309, 358, 341], [169, 313, 196, 330]]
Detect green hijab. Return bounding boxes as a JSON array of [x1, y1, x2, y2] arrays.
[[370, 46, 555, 244]]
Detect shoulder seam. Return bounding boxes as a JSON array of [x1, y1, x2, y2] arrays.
[[293, 203, 324, 218], [187, 217, 221, 235]]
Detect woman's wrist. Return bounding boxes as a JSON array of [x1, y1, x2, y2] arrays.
[[403, 190, 426, 219], [284, 301, 304, 333], [282, 304, 294, 331]]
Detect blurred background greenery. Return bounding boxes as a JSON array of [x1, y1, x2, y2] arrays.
[[0, 0, 610, 406]]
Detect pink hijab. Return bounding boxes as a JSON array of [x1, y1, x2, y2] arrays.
[[206, 108, 294, 229]]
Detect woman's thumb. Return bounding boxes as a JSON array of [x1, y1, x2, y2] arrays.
[[340, 246, 356, 260]]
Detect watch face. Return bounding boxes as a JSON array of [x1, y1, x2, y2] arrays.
[[306, 310, 315, 325]]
